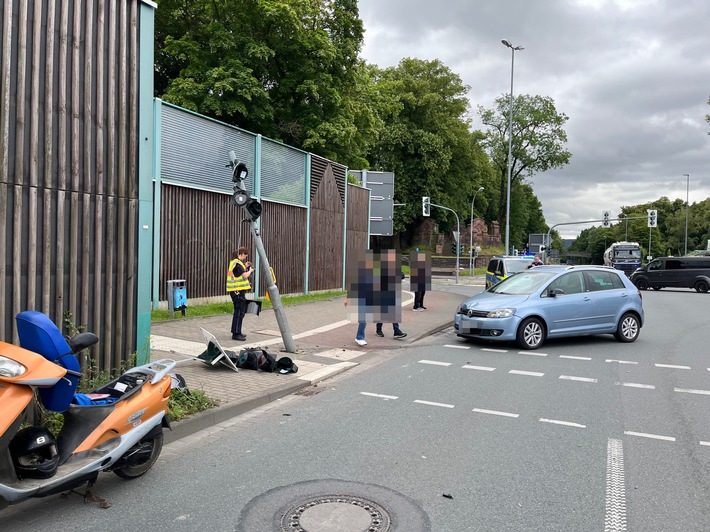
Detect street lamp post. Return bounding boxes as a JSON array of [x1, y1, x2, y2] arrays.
[[683, 173, 689, 255], [469, 186, 484, 275], [502, 39, 523, 256]]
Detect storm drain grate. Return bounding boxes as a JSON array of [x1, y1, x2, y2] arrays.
[[280, 494, 392, 531]]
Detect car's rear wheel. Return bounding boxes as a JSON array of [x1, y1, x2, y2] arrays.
[[694, 280, 709, 293], [635, 279, 649, 290], [614, 313, 640, 343], [516, 318, 545, 350]]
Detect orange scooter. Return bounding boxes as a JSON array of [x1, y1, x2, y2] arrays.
[[0, 311, 175, 507]]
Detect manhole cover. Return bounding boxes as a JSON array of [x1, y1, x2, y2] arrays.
[[236, 479, 431, 532], [280, 494, 391, 531]]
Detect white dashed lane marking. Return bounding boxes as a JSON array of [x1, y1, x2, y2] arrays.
[[481, 348, 508, 353], [616, 382, 655, 390], [559, 375, 598, 383], [560, 355, 592, 361], [418, 360, 452, 367], [462, 364, 496, 372], [655, 364, 691, 370], [360, 392, 398, 400], [509, 370, 545, 377], [414, 400, 455, 409], [444, 344, 470, 350], [606, 359, 638, 365], [518, 351, 548, 357], [624, 431, 675, 442], [539, 418, 587, 429], [674, 388, 710, 396], [700, 441, 710, 447], [473, 408, 519, 418]]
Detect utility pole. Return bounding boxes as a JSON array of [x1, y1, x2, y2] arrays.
[[228, 151, 296, 353]]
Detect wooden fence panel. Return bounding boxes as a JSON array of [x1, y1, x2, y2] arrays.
[[0, 0, 141, 372]]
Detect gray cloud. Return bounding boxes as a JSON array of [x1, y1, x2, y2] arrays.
[[358, 0, 710, 237]]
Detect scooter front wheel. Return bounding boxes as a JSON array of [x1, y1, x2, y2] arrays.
[[113, 432, 163, 479]]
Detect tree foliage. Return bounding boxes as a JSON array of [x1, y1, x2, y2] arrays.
[[567, 196, 710, 263], [154, 0, 375, 167], [154, 4, 566, 249], [364, 58, 496, 240], [478, 94, 572, 230]]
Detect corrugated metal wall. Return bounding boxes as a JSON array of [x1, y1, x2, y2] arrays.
[[0, 0, 141, 370]]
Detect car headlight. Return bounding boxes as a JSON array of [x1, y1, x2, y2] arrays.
[[0, 355, 27, 377], [487, 308, 516, 318]]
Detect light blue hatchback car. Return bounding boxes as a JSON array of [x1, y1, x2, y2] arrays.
[[454, 265, 644, 350]]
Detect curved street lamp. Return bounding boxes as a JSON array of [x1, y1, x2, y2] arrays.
[[502, 39, 524, 255], [469, 186, 484, 275]]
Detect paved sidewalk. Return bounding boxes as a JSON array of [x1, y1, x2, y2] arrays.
[[150, 276, 483, 443]]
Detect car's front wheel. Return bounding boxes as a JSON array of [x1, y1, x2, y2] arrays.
[[635, 278, 649, 290], [614, 313, 640, 343], [516, 317, 545, 350]]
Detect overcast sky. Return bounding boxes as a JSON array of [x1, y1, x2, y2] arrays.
[[356, 0, 710, 238]]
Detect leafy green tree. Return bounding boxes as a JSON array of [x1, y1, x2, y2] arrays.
[[478, 94, 572, 231], [154, 0, 375, 167], [365, 58, 496, 243]]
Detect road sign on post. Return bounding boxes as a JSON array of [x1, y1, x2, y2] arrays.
[[422, 196, 430, 217]]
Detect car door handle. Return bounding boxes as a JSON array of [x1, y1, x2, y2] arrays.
[[583, 297, 591, 302]]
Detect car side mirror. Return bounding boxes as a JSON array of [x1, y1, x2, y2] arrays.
[[549, 288, 564, 297]]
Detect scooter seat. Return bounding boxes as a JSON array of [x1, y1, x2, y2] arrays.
[[16, 311, 81, 412]]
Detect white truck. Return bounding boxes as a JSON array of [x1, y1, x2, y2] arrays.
[[603, 241, 642, 276]]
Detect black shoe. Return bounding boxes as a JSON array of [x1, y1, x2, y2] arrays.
[[232, 334, 246, 341], [376, 329, 384, 337], [393, 330, 407, 339], [421, 306, 427, 310]]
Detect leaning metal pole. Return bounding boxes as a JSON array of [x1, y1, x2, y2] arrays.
[[250, 222, 296, 353], [229, 150, 296, 353]]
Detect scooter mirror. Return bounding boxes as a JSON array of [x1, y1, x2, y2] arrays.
[[69, 332, 99, 353]]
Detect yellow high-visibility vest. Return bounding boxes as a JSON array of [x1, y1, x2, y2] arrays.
[[227, 259, 251, 292]]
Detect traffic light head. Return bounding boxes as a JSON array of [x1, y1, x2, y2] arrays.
[[603, 211, 611, 227], [422, 197, 430, 217], [647, 209, 657, 228], [232, 162, 249, 183], [245, 197, 262, 221]]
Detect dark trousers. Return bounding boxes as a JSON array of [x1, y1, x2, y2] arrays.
[[414, 290, 426, 309], [230, 291, 246, 335]]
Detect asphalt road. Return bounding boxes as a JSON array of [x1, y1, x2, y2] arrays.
[[3, 286, 710, 531]]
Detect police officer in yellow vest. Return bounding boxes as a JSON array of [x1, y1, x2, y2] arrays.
[[227, 246, 254, 341]]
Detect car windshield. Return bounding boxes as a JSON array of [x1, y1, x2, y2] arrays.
[[614, 249, 641, 259], [488, 271, 557, 295], [505, 259, 533, 273]]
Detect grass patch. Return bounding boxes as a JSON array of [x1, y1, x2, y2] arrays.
[[167, 388, 218, 422], [151, 290, 346, 322]]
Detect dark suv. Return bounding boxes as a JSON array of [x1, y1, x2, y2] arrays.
[[630, 256, 710, 293]]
